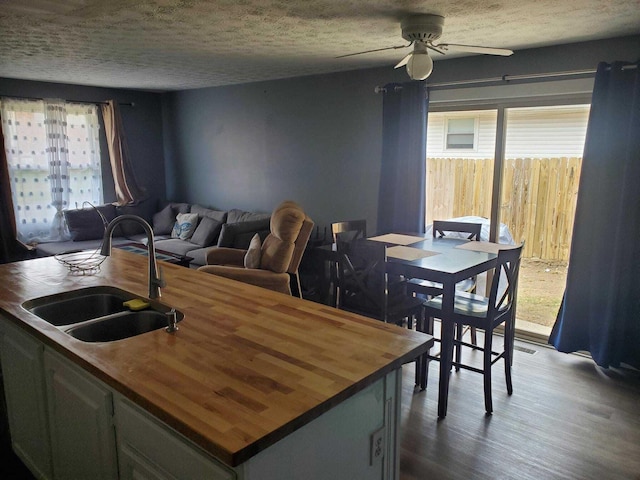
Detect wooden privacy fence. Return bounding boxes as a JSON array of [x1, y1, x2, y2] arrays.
[[426, 157, 582, 261]]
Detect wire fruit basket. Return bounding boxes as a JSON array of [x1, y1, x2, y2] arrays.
[[55, 249, 106, 275], [55, 202, 108, 275]]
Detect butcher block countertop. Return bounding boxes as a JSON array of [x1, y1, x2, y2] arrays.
[[0, 250, 432, 467]]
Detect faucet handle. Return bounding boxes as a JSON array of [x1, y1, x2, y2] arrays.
[[165, 308, 178, 333], [156, 266, 167, 288]]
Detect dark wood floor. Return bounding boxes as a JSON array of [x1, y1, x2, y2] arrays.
[[400, 335, 640, 480], [2, 335, 639, 479]]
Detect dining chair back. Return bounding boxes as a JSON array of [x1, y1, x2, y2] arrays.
[[432, 220, 482, 241], [331, 220, 367, 244], [423, 243, 524, 414], [336, 238, 428, 388], [329, 220, 367, 307], [336, 239, 425, 323], [408, 220, 483, 363]]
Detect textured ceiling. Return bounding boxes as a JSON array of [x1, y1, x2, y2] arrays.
[[1, 0, 639, 91]]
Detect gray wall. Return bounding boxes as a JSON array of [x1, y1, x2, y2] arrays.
[[0, 78, 166, 207], [161, 67, 406, 235], [161, 35, 640, 236]]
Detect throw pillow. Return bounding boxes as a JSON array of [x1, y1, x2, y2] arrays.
[[227, 209, 271, 224], [190, 216, 223, 247], [190, 204, 228, 223], [64, 204, 117, 241], [153, 204, 176, 236], [115, 200, 154, 237], [217, 217, 271, 249], [244, 233, 262, 269], [171, 213, 199, 240]]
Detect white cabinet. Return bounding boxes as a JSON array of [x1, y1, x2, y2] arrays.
[[114, 396, 235, 480], [43, 349, 118, 480], [1, 317, 402, 480], [236, 370, 401, 480], [0, 318, 53, 480]]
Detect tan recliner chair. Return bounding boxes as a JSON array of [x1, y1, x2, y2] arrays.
[[198, 201, 314, 297]]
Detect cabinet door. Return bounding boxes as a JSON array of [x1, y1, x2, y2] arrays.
[[115, 397, 235, 480], [0, 319, 53, 480], [43, 349, 118, 480]]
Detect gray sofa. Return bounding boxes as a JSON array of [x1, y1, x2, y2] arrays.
[[35, 200, 271, 268]]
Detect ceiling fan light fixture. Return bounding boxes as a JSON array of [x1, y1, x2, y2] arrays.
[[406, 50, 433, 80]]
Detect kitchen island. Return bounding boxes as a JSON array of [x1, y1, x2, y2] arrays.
[[0, 250, 432, 479]]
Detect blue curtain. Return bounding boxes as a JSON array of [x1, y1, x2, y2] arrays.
[[549, 60, 640, 369], [377, 82, 428, 234]]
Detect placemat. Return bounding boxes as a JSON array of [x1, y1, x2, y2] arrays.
[[387, 245, 440, 261], [455, 241, 518, 254], [369, 233, 425, 246]]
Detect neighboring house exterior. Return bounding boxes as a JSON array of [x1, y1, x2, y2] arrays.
[[426, 105, 590, 159]]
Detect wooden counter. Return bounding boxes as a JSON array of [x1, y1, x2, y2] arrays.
[[0, 250, 431, 467]]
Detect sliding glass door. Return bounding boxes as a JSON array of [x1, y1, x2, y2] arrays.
[[426, 103, 590, 335]]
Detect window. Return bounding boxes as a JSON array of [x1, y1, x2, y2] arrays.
[[1, 98, 103, 243], [446, 117, 476, 149]]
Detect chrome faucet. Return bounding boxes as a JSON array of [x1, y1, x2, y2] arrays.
[[100, 214, 165, 299]]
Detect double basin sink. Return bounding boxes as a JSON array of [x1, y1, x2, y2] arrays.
[[22, 286, 183, 343]]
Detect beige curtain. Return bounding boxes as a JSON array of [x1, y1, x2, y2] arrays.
[[0, 120, 21, 262], [101, 100, 145, 205]]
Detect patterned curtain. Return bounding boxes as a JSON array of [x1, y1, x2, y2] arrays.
[[0, 98, 102, 243], [44, 99, 70, 241]]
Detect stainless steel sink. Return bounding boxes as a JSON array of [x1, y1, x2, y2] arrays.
[[22, 286, 136, 326], [65, 310, 183, 342], [22, 286, 183, 341]]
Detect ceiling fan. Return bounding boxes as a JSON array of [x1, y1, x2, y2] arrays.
[[338, 14, 513, 80]]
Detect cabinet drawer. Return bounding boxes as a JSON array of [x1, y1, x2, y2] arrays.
[[114, 396, 235, 480]]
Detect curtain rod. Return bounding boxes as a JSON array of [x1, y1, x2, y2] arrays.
[[0, 94, 134, 106], [427, 68, 597, 90], [375, 63, 638, 92]]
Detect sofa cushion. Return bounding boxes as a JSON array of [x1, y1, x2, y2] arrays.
[[217, 217, 271, 249], [154, 238, 201, 257], [190, 216, 223, 247], [162, 202, 190, 215], [153, 204, 176, 235], [64, 204, 117, 241], [171, 213, 199, 240], [226, 209, 270, 224], [36, 237, 131, 257], [115, 200, 155, 237], [183, 247, 210, 267], [244, 233, 262, 269], [190, 204, 228, 223]]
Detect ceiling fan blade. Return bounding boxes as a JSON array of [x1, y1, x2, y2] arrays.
[[435, 43, 514, 56], [394, 52, 413, 69], [336, 43, 412, 59]]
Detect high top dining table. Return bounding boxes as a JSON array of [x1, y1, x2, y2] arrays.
[[357, 233, 504, 418]]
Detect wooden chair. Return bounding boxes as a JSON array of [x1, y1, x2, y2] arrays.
[[336, 238, 428, 387], [329, 220, 367, 307], [407, 220, 482, 365], [331, 219, 367, 244], [423, 243, 523, 414]]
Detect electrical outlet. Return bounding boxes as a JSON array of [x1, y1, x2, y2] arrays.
[[370, 426, 385, 465]]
